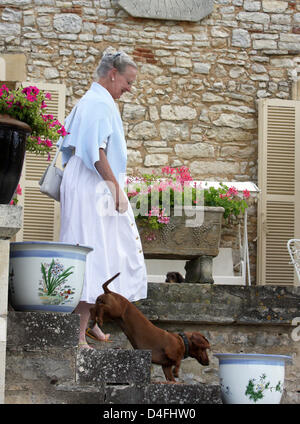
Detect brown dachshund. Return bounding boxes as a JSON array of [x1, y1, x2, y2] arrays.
[[90, 272, 210, 382]]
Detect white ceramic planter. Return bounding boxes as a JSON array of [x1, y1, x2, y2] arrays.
[[9, 242, 93, 313], [214, 353, 292, 404]]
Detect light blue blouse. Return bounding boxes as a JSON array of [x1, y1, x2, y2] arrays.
[[57, 82, 127, 187]]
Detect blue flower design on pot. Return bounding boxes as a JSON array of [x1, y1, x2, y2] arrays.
[[38, 259, 75, 306]]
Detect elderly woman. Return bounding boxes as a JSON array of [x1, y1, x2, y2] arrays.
[[58, 51, 147, 349]]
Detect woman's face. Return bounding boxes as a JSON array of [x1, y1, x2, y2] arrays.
[[110, 65, 137, 100]]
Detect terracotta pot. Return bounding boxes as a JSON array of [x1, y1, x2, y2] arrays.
[[0, 114, 31, 204]]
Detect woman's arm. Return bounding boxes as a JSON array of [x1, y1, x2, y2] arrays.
[[94, 148, 128, 213]]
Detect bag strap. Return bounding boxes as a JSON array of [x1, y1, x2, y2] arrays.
[[51, 105, 78, 166]]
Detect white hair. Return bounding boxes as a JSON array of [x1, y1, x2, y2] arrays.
[[94, 51, 137, 79]]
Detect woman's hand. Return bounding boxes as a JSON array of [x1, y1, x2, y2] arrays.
[[114, 188, 128, 214]]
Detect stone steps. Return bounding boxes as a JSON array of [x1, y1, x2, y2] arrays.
[[5, 311, 222, 404]]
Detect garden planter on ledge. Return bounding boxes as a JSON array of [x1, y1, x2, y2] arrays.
[[214, 353, 292, 404], [9, 242, 93, 313], [137, 206, 224, 283]]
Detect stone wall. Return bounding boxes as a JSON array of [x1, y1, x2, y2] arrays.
[[0, 0, 299, 282], [5, 283, 300, 404], [0, 0, 298, 177]]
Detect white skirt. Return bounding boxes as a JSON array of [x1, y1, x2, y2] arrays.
[[59, 155, 148, 304]]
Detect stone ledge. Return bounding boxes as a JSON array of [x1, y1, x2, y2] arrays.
[[6, 381, 221, 404], [76, 349, 152, 385], [55, 383, 105, 404], [7, 311, 79, 349], [137, 283, 300, 325], [0, 205, 22, 239], [148, 382, 222, 404], [6, 347, 76, 387], [104, 382, 222, 404]]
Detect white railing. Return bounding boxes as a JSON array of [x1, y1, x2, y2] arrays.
[[287, 239, 300, 285]]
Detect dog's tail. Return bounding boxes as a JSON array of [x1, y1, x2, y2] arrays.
[[102, 272, 120, 293]]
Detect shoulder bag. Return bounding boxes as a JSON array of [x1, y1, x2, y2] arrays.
[[39, 107, 77, 202]]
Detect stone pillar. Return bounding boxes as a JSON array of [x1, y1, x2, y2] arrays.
[[185, 255, 215, 284], [0, 205, 22, 404]]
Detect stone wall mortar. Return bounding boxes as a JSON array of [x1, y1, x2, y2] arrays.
[[0, 0, 299, 283]]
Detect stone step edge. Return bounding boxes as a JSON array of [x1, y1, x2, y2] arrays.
[[76, 348, 152, 385], [55, 382, 222, 404]]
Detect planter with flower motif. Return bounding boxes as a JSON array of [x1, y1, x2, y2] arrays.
[[127, 167, 250, 283], [214, 353, 292, 404], [9, 242, 93, 313], [0, 115, 31, 204]]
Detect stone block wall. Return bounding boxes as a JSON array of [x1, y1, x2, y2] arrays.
[[0, 0, 298, 178], [0, 0, 299, 281]]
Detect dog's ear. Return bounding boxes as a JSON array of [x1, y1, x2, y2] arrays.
[[191, 332, 210, 349]]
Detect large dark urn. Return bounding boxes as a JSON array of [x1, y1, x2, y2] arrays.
[[0, 115, 31, 204]]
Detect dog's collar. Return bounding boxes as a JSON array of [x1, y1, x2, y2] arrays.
[[178, 332, 189, 359]]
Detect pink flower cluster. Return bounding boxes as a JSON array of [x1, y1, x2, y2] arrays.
[[22, 86, 40, 102], [0, 84, 68, 156], [161, 166, 192, 185], [10, 184, 22, 205], [151, 179, 183, 193], [219, 186, 250, 200], [148, 206, 170, 224], [0, 84, 9, 99]]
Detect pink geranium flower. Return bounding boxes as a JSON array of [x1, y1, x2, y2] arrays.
[[16, 184, 22, 195], [1, 84, 9, 93], [243, 189, 250, 199], [10, 184, 22, 205], [43, 139, 53, 148], [227, 186, 239, 196], [57, 126, 68, 137]]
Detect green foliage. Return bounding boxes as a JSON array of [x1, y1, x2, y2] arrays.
[[203, 183, 249, 220], [245, 374, 283, 403], [41, 259, 74, 296]]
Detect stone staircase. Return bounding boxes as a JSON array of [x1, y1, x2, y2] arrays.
[[5, 311, 222, 404]]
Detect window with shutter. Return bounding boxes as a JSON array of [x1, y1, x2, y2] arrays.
[[15, 82, 66, 242], [257, 99, 300, 286]]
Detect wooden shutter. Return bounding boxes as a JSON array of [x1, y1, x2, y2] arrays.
[[257, 99, 300, 285], [15, 82, 66, 242]]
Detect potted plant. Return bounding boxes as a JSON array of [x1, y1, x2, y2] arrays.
[[0, 84, 67, 204], [125, 166, 250, 283]]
